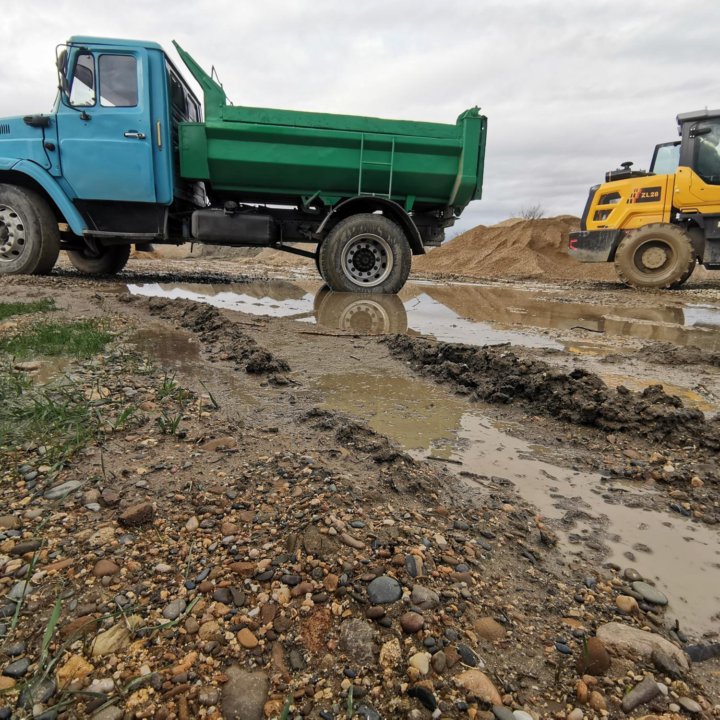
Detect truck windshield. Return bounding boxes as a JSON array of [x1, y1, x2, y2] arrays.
[[650, 142, 680, 175]]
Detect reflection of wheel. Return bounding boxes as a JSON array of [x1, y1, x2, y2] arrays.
[[614, 224, 696, 289], [67, 243, 130, 275], [313, 288, 408, 334], [318, 214, 411, 293], [0, 184, 60, 275]]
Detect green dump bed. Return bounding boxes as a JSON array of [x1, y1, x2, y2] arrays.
[[174, 43, 487, 213]]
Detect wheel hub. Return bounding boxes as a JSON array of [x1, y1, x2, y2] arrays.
[[341, 233, 394, 287], [0, 204, 26, 264], [641, 246, 668, 270]]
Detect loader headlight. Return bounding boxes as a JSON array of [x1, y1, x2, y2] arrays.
[[594, 210, 612, 221], [599, 192, 621, 205]]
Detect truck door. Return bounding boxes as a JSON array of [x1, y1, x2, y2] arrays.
[[57, 48, 156, 203]]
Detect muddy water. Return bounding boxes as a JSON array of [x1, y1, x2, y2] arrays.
[[127, 279, 720, 352], [314, 371, 720, 638]]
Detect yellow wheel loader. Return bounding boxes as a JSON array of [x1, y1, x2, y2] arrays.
[[569, 109, 720, 288]]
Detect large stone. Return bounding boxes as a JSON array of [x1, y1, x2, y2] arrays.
[[474, 617, 506, 641], [338, 619, 376, 665], [44, 480, 82, 500], [596, 622, 688, 670], [56, 654, 94, 687], [576, 636, 611, 675], [367, 575, 402, 605], [90, 615, 142, 658], [456, 669, 502, 705], [92, 559, 120, 578], [0, 515, 20, 530], [221, 666, 268, 720], [631, 581, 668, 606]]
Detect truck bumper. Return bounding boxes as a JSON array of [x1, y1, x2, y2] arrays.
[[568, 229, 624, 263]]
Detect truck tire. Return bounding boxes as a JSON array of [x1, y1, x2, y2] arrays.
[[0, 184, 60, 275], [614, 224, 696, 289], [313, 287, 408, 334], [67, 243, 131, 275], [318, 214, 411, 294]]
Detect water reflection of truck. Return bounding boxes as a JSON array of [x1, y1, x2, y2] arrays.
[[0, 36, 487, 294]]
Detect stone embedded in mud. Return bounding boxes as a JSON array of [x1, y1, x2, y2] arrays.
[[119, 502, 155, 527], [575, 636, 611, 675], [339, 619, 376, 664], [367, 575, 402, 605], [221, 666, 268, 720], [410, 584, 440, 610], [0, 515, 20, 530], [474, 616, 506, 641], [631, 581, 668, 606], [456, 669, 502, 705], [596, 622, 688, 670], [92, 559, 120, 578], [44, 480, 83, 500]]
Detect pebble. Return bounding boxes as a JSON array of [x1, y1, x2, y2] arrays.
[[457, 643, 482, 667], [92, 559, 120, 578], [475, 617, 506, 641], [367, 575, 402, 604], [221, 666, 268, 720], [631, 580, 668, 605], [2, 657, 30, 678], [1, 641, 25, 656], [410, 584, 440, 610], [492, 707, 515, 720], [408, 652, 431, 675], [575, 636, 610, 675], [339, 619, 376, 664], [615, 594, 639, 614], [44, 480, 82, 499], [678, 697, 702, 714], [7, 580, 30, 602], [620, 676, 660, 713], [237, 627, 259, 648], [400, 612, 425, 634], [566, 709, 583, 720], [119, 502, 155, 526], [512, 713, 534, 720], [408, 685, 437, 711], [162, 599, 187, 621]]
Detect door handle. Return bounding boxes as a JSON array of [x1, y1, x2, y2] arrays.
[[124, 131, 146, 139]]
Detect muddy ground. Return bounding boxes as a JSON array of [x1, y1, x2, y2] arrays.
[[1, 257, 719, 720]]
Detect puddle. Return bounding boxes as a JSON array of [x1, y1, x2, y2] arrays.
[[600, 373, 716, 412], [315, 370, 720, 638], [127, 279, 720, 353]]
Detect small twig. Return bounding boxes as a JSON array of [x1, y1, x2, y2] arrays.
[[426, 455, 463, 465]]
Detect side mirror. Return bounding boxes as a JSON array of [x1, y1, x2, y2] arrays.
[[56, 47, 70, 103]]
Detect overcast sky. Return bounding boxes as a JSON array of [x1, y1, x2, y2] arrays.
[[1, 0, 718, 231]]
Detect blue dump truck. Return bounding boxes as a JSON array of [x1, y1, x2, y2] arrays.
[[0, 37, 487, 293]]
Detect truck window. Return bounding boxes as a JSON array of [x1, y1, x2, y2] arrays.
[[99, 55, 138, 107], [167, 65, 201, 122], [694, 120, 720, 185], [69, 53, 96, 107]]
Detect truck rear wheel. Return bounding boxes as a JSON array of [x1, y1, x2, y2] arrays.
[[67, 243, 131, 275], [313, 287, 408, 334], [318, 214, 411, 294], [614, 224, 696, 289], [0, 184, 60, 275]]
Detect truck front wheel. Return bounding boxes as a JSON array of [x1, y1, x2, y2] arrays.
[[67, 243, 131, 275], [0, 184, 60, 275], [614, 224, 696, 289], [318, 214, 411, 294]]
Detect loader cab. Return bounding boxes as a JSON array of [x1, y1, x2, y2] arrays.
[[650, 141, 680, 175]]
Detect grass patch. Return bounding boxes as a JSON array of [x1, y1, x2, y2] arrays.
[[0, 320, 111, 359], [0, 297, 55, 321], [0, 366, 103, 465]]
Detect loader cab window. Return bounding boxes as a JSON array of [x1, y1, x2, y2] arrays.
[[69, 53, 96, 107], [693, 120, 720, 185], [650, 142, 680, 175]]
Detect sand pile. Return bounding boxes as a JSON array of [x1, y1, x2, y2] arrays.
[[414, 216, 616, 282]]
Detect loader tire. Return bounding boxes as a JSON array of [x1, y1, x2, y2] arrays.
[[67, 243, 131, 275], [318, 214, 411, 294], [0, 184, 60, 275], [614, 224, 696, 289]]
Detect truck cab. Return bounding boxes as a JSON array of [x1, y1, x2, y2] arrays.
[[0, 36, 486, 293]]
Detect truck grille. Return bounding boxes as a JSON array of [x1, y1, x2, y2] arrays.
[[0, 124, 10, 135]]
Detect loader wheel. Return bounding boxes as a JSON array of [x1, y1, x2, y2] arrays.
[[614, 224, 696, 289], [313, 287, 408, 334], [318, 214, 411, 294], [0, 184, 60, 275], [67, 243, 131, 275]]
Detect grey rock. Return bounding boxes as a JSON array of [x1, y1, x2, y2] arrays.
[[623, 568, 643, 582], [631, 581, 668, 606], [367, 575, 402, 605], [7, 581, 30, 602], [288, 649, 306, 671], [492, 707, 516, 720], [1, 640, 25, 656], [677, 697, 702, 714], [597, 622, 688, 670], [221, 666, 268, 720], [162, 599, 186, 621], [2, 657, 30, 678], [44, 480, 82, 500], [199, 687, 221, 706], [621, 676, 660, 713], [651, 648, 685, 679], [411, 584, 440, 610], [86, 503, 102, 512], [18, 676, 56, 708], [9, 539, 41, 556], [356, 706, 381, 720], [685, 642, 720, 662], [339, 619, 376, 665]]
